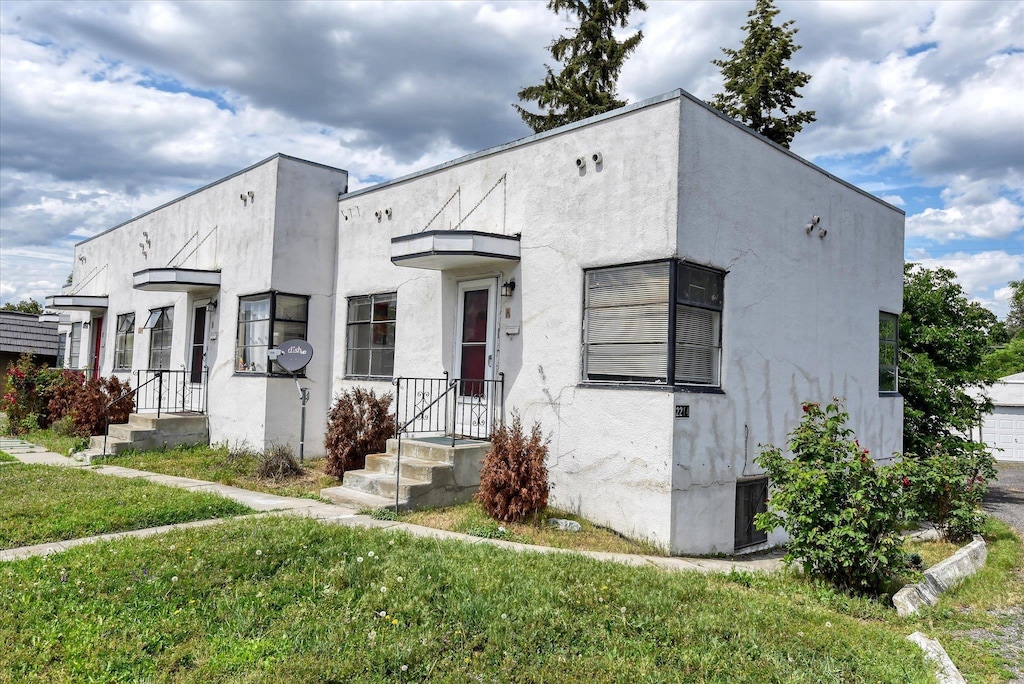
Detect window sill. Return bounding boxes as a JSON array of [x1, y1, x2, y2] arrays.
[[577, 382, 725, 395], [343, 375, 394, 382], [233, 372, 307, 379], [879, 391, 902, 398]]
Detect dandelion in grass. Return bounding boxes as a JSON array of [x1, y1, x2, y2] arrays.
[[391, 618, 398, 625], [401, 664, 408, 672], [396, 576, 403, 583], [368, 630, 376, 641], [256, 549, 262, 556], [368, 551, 375, 557], [357, 556, 364, 563], [381, 586, 387, 593], [171, 576, 179, 583], [501, 613, 508, 620], [389, 540, 395, 546], [620, 607, 626, 614]]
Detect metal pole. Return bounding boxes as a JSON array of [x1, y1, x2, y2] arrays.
[[293, 374, 308, 464], [157, 371, 163, 418]]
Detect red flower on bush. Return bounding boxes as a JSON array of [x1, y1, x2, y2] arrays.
[[901, 477, 910, 487]]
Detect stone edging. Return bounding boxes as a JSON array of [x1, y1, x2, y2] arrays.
[[906, 632, 967, 684], [893, 535, 987, 617]]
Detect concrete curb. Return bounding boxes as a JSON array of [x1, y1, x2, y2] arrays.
[[893, 535, 988, 616], [907, 632, 967, 684]]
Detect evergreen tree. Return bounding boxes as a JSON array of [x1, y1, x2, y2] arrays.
[[710, 0, 815, 148], [515, 0, 647, 134], [1005, 279, 1024, 339]]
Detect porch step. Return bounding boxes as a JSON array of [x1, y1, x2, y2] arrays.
[[91, 413, 209, 456], [320, 486, 396, 511], [320, 437, 491, 512]]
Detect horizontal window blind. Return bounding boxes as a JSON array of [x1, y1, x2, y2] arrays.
[[584, 262, 669, 381], [674, 305, 720, 385]]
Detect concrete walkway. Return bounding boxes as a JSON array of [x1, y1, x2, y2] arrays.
[[1, 439, 783, 574]]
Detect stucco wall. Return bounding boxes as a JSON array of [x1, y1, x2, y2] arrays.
[[671, 96, 905, 553], [334, 100, 682, 545], [65, 156, 347, 453]]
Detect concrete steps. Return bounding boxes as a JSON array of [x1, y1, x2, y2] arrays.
[[89, 413, 209, 455], [320, 437, 490, 511]]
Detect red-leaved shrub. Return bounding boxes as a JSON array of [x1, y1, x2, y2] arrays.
[[324, 388, 395, 477], [65, 376, 134, 437], [475, 411, 549, 523]]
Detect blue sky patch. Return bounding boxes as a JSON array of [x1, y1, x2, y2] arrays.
[[137, 70, 236, 113]]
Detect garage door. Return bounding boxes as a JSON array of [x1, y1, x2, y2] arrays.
[[982, 406, 1024, 462]]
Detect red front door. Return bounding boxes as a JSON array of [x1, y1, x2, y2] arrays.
[[91, 317, 103, 380]]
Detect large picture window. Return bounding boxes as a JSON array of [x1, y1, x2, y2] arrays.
[[583, 261, 724, 386], [879, 311, 898, 392], [236, 292, 309, 374], [114, 313, 135, 371], [347, 293, 397, 377], [145, 307, 173, 370]]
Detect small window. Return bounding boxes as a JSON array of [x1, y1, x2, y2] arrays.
[[56, 332, 67, 368], [236, 292, 309, 374], [879, 312, 898, 392], [114, 313, 135, 371], [146, 307, 173, 370], [582, 261, 724, 386], [347, 293, 397, 377], [735, 477, 768, 550], [69, 322, 82, 369]]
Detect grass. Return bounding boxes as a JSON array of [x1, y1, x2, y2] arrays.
[[905, 537, 960, 569], [14, 428, 89, 456], [0, 463, 253, 549], [97, 443, 341, 500], [399, 501, 668, 556], [0, 451, 16, 463], [0, 515, 970, 684]]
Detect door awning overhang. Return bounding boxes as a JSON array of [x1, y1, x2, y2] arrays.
[[391, 230, 520, 271], [44, 295, 109, 312], [133, 268, 221, 292]]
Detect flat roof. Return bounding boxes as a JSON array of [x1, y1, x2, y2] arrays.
[[341, 87, 904, 216], [78, 154, 349, 247]]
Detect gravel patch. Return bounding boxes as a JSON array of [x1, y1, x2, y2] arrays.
[[953, 605, 1024, 683]]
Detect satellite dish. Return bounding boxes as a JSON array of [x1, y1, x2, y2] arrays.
[[274, 339, 313, 372]]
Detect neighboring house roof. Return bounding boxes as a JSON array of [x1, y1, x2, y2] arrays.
[[990, 372, 1024, 408], [0, 311, 59, 357]]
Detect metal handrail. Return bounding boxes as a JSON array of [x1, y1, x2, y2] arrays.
[[101, 373, 158, 456], [389, 372, 506, 513]]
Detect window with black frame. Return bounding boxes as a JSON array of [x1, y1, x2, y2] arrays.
[[56, 332, 67, 368], [69, 322, 82, 369], [236, 292, 308, 374], [144, 307, 172, 370], [582, 261, 724, 387], [346, 293, 397, 377], [879, 312, 898, 392], [114, 312, 135, 371]]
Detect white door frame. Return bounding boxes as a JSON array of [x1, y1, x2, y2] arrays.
[[453, 277, 499, 388]]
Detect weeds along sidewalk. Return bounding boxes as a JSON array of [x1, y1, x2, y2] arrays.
[[2, 441, 784, 575]]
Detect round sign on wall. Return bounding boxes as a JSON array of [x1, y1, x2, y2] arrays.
[[275, 339, 313, 372]]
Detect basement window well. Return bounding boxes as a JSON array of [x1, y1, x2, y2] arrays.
[[582, 260, 724, 387]]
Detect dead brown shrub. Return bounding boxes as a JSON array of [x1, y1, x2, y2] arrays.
[[475, 411, 549, 523], [65, 376, 134, 436], [324, 388, 395, 477]]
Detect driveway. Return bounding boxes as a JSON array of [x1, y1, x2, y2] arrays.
[[985, 462, 1024, 536]]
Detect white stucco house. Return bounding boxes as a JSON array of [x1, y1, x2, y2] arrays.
[[44, 88, 905, 554]]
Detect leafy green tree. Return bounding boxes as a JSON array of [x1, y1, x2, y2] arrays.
[[981, 336, 1024, 379], [1, 299, 43, 315], [900, 263, 997, 457], [515, 0, 647, 133], [1005, 279, 1024, 339], [709, 0, 816, 148]]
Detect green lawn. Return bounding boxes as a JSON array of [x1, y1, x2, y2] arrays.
[[0, 516, 941, 683], [0, 464, 253, 549], [0, 451, 16, 463], [15, 428, 90, 457], [98, 443, 340, 500]]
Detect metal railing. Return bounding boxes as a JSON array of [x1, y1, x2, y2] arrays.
[[389, 373, 504, 513], [393, 372, 505, 445], [102, 373, 156, 456], [133, 368, 208, 416]]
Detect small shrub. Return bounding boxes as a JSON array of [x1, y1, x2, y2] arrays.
[[755, 400, 914, 595], [2, 354, 69, 432], [46, 370, 87, 423], [907, 443, 996, 542], [66, 376, 134, 437], [367, 508, 399, 521], [476, 411, 549, 524], [324, 388, 395, 477], [18, 414, 40, 433], [51, 414, 78, 437], [256, 443, 304, 481]]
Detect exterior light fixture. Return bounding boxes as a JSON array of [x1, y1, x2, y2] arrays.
[[501, 280, 516, 297], [206, 300, 218, 312]]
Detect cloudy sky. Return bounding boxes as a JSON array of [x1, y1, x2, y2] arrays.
[[1, 1, 1021, 316]]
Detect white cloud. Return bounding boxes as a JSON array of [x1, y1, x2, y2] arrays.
[[907, 194, 1024, 242], [914, 250, 1024, 319]]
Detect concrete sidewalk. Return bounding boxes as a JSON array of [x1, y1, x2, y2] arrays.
[[1, 439, 784, 574]]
